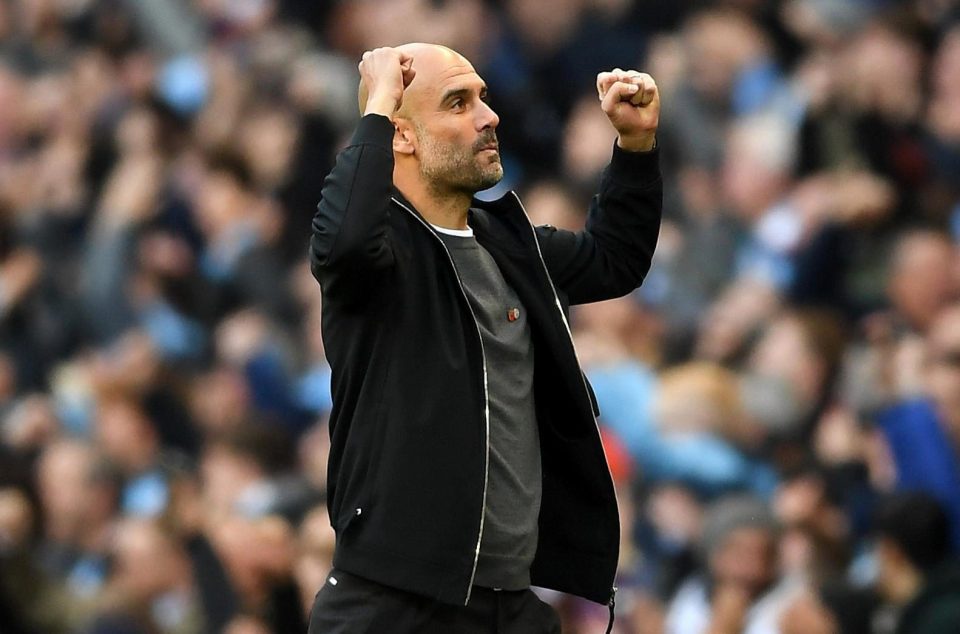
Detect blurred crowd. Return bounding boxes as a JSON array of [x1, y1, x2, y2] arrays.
[[1, 0, 960, 633]]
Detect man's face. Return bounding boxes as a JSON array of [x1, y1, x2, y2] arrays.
[[925, 308, 960, 415], [709, 526, 778, 600], [37, 444, 94, 539], [887, 234, 955, 331], [405, 58, 502, 195]]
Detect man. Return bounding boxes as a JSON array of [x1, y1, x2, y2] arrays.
[[309, 43, 661, 633], [874, 303, 960, 549], [666, 495, 799, 634], [873, 493, 960, 634]]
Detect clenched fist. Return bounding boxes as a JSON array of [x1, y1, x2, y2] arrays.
[[357, 47, 417, 117], [596, 69, 660, 152]]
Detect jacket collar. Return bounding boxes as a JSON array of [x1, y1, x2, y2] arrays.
[[389, 186, 524, 222]]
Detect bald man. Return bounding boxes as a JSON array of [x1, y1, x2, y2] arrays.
[[309, 43, 662, 633]]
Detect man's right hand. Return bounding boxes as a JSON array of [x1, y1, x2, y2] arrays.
[[359, 47, 416, 117]]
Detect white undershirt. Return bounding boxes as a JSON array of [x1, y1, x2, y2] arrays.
[[430, 224, 474, 237]]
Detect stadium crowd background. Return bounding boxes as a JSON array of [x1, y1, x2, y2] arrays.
[[1, 0, 960, 632]]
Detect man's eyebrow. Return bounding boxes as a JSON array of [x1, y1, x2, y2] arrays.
[[440, 87, 470, 104], [439, 84, 488, 104]]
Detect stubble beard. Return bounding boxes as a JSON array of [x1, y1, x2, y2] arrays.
[[417, 125, 503, 196]]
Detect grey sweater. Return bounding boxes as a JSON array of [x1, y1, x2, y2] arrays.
[[436, 227, 541, 591]]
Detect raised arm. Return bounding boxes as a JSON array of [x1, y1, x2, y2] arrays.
[[537, 70, 663, 305], [309, 48, 415, 286]]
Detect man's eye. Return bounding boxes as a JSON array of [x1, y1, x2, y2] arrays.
[[451, 99, 464, 109]]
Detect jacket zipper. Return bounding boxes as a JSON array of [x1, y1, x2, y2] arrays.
[[391, 198, 491, 606], [606, 584, 618, 634], [513, 192, 621, 601]]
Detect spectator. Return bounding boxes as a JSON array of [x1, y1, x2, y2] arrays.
[[94, 518, 203, 634], [872, 304, 960, 548], [666, 495, 800, 634], [874, 493, 960, 634]]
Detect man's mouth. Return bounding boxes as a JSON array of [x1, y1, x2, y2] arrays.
[[476, 137, 499, 153]]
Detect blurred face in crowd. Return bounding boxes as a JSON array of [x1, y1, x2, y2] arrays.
[[563, 94, 617, 185], [239, 106, 299, 188], [721, 115, 793, 221], [841, 25, 923, 122], [932, 27, 960, 99], [37, 441, 97, 542], [775, 474, 851, 578], [393, 44, 502, 196], [522, 181, 584, 232], [211, 516, 295, 604], [111, 519, 189, 601], [115, 107, 159, 156], [887, 231, 956, 332], [200, 442, 266, 519], [506, 0, 582, 53], [683, 10, 769, 100], [95, 398, 158, 474], [925, 305, 960, 421], [190, 367, 250, 432], [37, 440, 115, 547], [749, 314, 825, 409], [928, 26, 960, 140], [710, 526, 778, 600], [195, 167, 248, 238]]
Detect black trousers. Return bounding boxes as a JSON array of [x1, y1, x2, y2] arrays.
[[308, 569, 562, 633]]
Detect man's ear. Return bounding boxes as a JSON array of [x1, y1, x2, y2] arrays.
[[392, 119, 416, 156]]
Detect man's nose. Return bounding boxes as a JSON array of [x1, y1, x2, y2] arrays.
[[477, 100, 499, 130]]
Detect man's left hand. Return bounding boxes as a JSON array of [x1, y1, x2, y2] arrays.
[[597, 69, 660, 152]]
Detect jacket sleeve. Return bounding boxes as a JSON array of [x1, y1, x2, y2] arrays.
[[310, 114, 396, 285], [536, 144, 662, 305]]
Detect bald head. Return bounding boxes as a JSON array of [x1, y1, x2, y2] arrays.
[[358, 43, 475, 119], [356, 43, 501, 209]]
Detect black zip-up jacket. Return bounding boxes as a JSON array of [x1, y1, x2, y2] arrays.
[[310, 114, 662, 607]]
